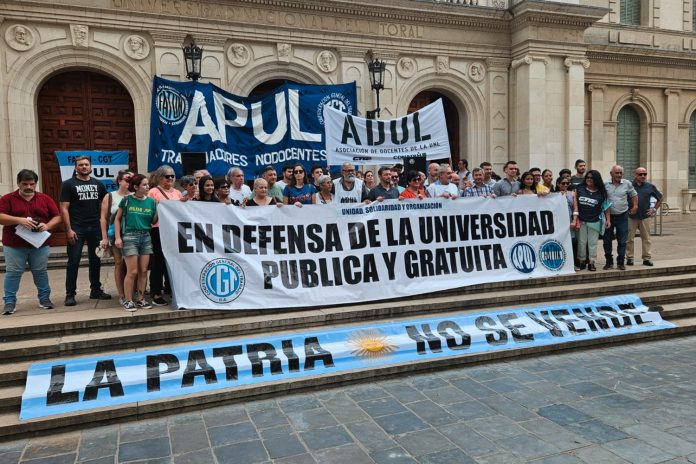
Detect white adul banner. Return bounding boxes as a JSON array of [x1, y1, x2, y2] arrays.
[[323, 99, 451, 166], [158, 195, 574, 311]]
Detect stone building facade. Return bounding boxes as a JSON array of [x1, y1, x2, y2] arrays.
[[1, 0, 695, 212]]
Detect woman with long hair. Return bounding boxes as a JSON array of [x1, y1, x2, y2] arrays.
[[312, 175, 334, 204], [574, 169, 611, 271], [195, 176, 218, 202], [557, 176, 579, 269], [114, 174, 157, 312], [283, 163, 316, 206], [99, 169, 131, 305], [518, 171, 538, 195], [147, 165, 182, 306]]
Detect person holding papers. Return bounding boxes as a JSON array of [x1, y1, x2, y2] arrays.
[[0, 170, 62, 315]]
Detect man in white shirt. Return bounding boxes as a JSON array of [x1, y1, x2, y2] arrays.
[[333, 162, 369, 203], [226, 167, 252, 206], [424, 162, 439, 187], [427, 165, 459, 199]]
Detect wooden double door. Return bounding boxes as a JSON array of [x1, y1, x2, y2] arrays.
[[37, 71, 137, 245]]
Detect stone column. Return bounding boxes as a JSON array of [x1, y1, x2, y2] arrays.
[[664, 89, 680, 209], [564, 57, 590, 169], [511, 54, 548, 170], [587, 84, 606, 168], [486, 58, 510, 169]]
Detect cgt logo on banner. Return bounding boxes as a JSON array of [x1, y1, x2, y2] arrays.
[[157, 194, 574, 311], [55, 151, 129, 192], [147, 76, 356, 179], [19, 294, 674, 420], [323, 99, 451, 165]]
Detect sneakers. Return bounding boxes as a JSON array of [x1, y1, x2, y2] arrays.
[[90, 291, 112, 300], [643, 260, 654, 266], [122, 300, 137, 312], [39, 299, 54, 310], [603, 263, 613, 270], [626, 258, 634, 266], [136, 299, 152, 310], [617, 264, 626, 271], [152, 296, 168, 306], [64, 295, 77, 306], [2, 304, 16, 315], [119, 296, 126, 306]]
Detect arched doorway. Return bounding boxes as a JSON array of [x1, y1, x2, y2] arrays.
[[408, 91, 461, 165], [616, 105, 641, 176], [248, 79, 298, 97], [37, 71, 137, 244]]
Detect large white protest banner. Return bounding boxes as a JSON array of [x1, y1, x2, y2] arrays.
[[158, 195, 574, 310], [323, 99, 451, 166]]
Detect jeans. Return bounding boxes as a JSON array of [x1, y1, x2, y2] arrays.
[[65, 225, 102, 296], [603, 211, 629, 265], [3, 245, 51, 305]]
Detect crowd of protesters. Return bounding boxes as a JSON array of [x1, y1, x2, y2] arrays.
[[0, 155, 663, 314]]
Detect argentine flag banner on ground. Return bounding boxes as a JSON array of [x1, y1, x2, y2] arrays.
[[147, 76, 356, 179], [20, 294, 673, 420]]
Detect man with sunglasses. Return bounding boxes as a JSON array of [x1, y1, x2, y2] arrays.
[[603, 165, 638, 271], [59, 155, 110, 306], [627, 167, 662, 266]]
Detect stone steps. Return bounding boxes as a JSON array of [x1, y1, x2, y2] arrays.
[[1, 273, 694, 366], [0, 261, 694, 439]]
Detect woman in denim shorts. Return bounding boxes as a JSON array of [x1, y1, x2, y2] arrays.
[[114, 174, 158, 312]]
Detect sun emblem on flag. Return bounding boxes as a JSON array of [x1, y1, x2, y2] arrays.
[[347, 329, 397, 363]]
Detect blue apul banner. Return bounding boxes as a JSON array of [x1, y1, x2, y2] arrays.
[[147, 77, 357, 179], [20, 294, 672, 420], [55, 151, 130, 192]]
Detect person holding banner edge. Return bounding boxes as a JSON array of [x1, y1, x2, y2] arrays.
[[283, 163, 316, 206], [148, 165, 182, 306], [60, 156, 111, 306]]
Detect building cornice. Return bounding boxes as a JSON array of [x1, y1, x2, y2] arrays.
[[1, 0, 512, 33], [587, 47, 696, 69], [510, 0, 609, 31]]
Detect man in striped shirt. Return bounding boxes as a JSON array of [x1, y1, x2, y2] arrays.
[[464, 168, 497, 198]]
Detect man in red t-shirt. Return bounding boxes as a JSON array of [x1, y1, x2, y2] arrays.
[[0, 170, 62, 314]]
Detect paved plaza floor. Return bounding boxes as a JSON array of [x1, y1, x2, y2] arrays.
[[3, 335, 696, 463]]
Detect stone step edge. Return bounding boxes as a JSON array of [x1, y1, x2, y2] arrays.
[[0, 285, 694, 378], [1, 317, 695, 441], [1, 279, 694, 364], [3, 267, 696, 341], [0, 290, 692, 393]]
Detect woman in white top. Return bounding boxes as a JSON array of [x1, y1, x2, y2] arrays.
[[99, 169, 132, 305], [312, 175, 334, 204]]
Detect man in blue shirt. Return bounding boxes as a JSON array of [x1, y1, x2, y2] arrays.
[[627, 167, 662, 266], [603, 165, 638, 271]]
